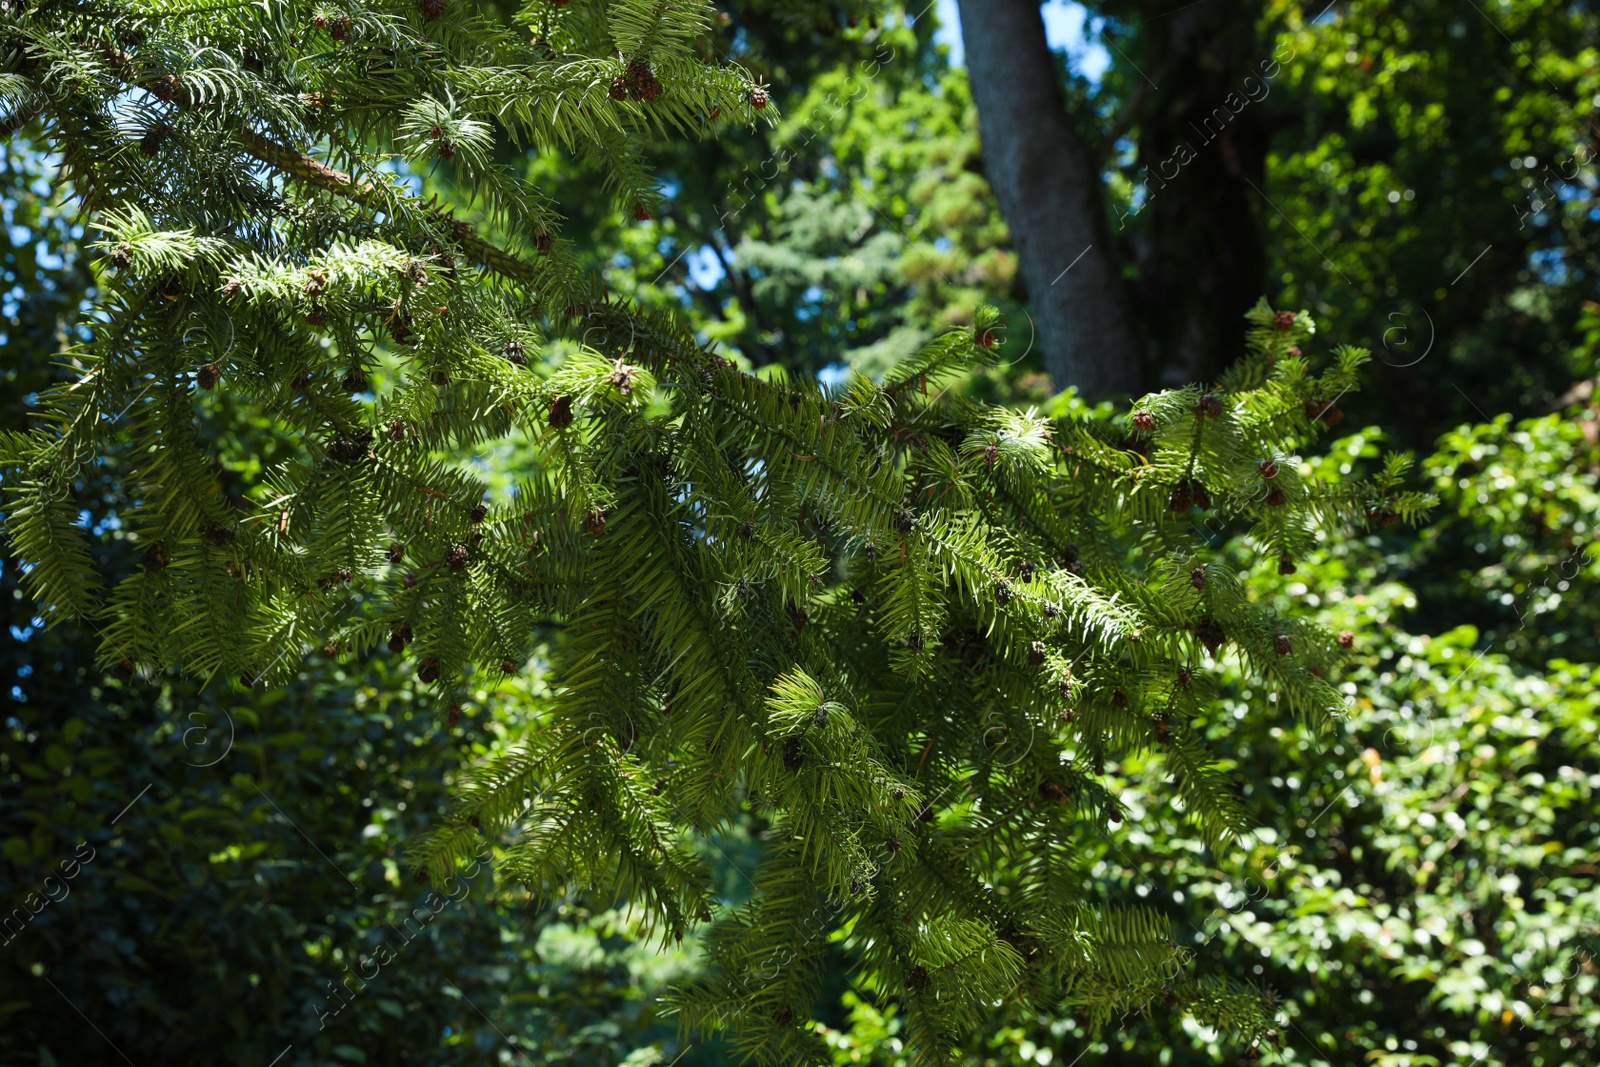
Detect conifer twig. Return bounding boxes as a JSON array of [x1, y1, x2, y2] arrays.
[[235, 131, 538, 285]]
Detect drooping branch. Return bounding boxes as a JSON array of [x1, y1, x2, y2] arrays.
[[237, 130, 540, 286]]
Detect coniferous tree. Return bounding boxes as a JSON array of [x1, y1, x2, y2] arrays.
[[0, 1, 1432, 1062]]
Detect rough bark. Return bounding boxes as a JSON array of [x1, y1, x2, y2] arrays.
[[1127, 0, 1271, 386], [958, 0, 1144, 399]]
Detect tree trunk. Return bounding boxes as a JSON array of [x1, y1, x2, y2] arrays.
[[958, 0, 1144, 400], [1128, 0, 1271, 387]]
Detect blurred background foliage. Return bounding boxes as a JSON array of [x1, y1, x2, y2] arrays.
[[3, 1, 1598, 1065]]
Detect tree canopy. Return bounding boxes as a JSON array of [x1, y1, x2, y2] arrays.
[[2, 2, 1596, 1067]]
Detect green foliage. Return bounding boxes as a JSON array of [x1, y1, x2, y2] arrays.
[[1258, 0, 1600, 433], [0, 2, 1482, 1063], [810, 407, 1600, 1067]]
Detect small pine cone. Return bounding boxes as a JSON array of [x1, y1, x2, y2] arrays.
[[1040, 781, 1065, 801], [1132, 410, 1155, 433], [390, 318, 413, 345], [1195, 392, 1224, 418], [607, 358, 636, 394], [738, 520, 756, 540], [469, 504, 487, 524], [1028, 640, 1046, 666], [305, 270, 327, 297], [788, 605, 808, 632], [1176, 667, 1192, 689], [1275, 633, 1293, 656], [445, 543, 470, 570], [139, 125, 167, 156], [750, 84, 769, 110], [387, 624, 412, 654], [891, 786, 906, 801], [141, 542, 169, 572], [1043, 599, 1061, 618], [1057, 675, 1073, 700], [1278, 555, 1297, 575], [812, 704, 829, 729], [1106, 803, 1122, 825], [417, 657, 441, 683], [533, 230, 554, 253], [1193, 481, 1212, 511], [328, 434, 370, 464], [388, 418, 407, 442], [918, 805, 935, 823], [886, 837, 903, 854], [1195, 616, 1226, 656], [147, 73, 181, 101], [975, 326, 997, 348], [437, 140, 455, 161], [1306, 398, 1342, 424], [291, 370, 312, 390], [1170, 480, 1194, 514], [342, 368, 368, 393], [330, 17, 350, 40], [585, 507, 608, 537], [609, 75, 629, 101], [1111, 687, 1129, 709], [108, 243, 133, 270], [500, 658, 517, 675], [1273, 310, 1296, 332], [305, 305, 327, 327], [503, 339, 527, 366], [995, 581, 1012, 606], [896, 508, 916, 534], [313, 13, 328, 28], [1190, 566, 1207, 591], [633, 204, 652, 221], [1259, 459, 1280, 480], [782, 734, 805, 770], [1337, 630, 1356, 650], [548, 394, 574, 429], [403, 572, 419, 589], [432, 371, 451, 387], [419, 0, 445, 19], [1019, 560, 1036, 582], [1365, 505, 1398, 527], [1266, 485, 1287, 507], [113, 658, 136, 682], [196, 363, 220, 390], [447, 705, 461, 727], [387, 542, 405, 564], [983, 443, 999, 470], [202, 521, 234, 546]]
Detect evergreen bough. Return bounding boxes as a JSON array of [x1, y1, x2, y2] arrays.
[[0, 1, 1433, 1062]]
